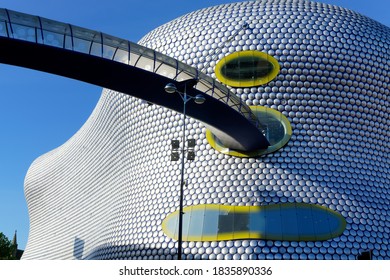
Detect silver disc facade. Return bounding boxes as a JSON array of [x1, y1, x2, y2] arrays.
[[23, 0, 390, 260]]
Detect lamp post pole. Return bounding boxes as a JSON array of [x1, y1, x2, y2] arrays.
[[164, 81, 205, 260], [177, 84, 188, 261]]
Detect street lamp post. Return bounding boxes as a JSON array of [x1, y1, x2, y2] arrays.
[[164, 80, 205, 260]]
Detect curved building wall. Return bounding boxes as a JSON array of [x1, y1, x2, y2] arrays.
[[23, 0, 390, 260]]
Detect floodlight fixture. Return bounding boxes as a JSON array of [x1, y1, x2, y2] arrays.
[[194, 94, 206, 105], [164, 83, 177, 94]]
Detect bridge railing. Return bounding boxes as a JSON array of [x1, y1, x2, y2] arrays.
[[0, 8, 262, 129]]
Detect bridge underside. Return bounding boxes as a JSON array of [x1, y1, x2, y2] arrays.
[[0, 36, 269, 151]]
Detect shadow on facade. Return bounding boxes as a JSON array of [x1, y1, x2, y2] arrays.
[[73, 237, 85, 260]]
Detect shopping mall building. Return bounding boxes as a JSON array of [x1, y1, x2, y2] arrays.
[[1, 0, 389, 259]]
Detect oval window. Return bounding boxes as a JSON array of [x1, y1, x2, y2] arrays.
[[215, 51, 280, 87], [162, 203, 346, 242], [206, 106, 292, 157]]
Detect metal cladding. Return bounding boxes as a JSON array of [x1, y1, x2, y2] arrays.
[[23, 0, 390, 260]]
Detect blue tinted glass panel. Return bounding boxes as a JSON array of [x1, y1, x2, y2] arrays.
[[73, 37, 91, 54], [103, 45, 116, 59], [257, 111, 285, 145], [90, 42, 102, 57], [0, 22, 7, 36], [296, 205, 316, 239], [43, 31, 64, 47], [249, 206, 265, 238], [281, 204, 300, 238], [218, 208, 234, 234], [264, 205, 283, 239], [311, 205, 331, 239], [187, 206, 205, 239], [182, 208, 192, 241], [202, 207, 219, 237], [12, 23, 36, 42]]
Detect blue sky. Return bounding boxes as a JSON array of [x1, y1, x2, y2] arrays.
[[0, 0, 388, 251]]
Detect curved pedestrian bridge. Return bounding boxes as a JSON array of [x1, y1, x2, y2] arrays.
[[0, 8, 269, 151]]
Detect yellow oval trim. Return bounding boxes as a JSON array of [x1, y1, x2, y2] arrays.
[[162, 203, 346, 242], [206, 106, 292, 157], [215, 50, 280, 87]]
